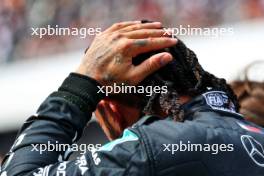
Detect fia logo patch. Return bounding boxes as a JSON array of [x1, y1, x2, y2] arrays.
[[203, 91, 237, 114]]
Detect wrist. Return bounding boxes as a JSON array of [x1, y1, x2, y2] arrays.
[[75, 65, 99, 82], [50, 73, 105, 114]]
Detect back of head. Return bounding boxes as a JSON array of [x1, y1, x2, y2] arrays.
[[133, 23, 239, 121], [231, 80, 264, 127]]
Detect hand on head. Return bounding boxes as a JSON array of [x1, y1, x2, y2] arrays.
[[76, 21, 177, 86], [76, 21, 177, 140]]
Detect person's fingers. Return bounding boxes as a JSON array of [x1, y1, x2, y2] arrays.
[[104, 21, 141, 33], [128, 37, 177, 57], [119, 22, 162, 33], [131, 52, 173, 84], [123, 29, 171, 39]]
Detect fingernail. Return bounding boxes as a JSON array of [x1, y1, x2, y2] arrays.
[[153, 22, 162, 25], [170, 38, 178, 43], [160, 54, 173, 66]]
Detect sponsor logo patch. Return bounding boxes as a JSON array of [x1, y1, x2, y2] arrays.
[[75, 155, 88, 175], [203, 91, 239, 114], [241, 135, 264, 167]]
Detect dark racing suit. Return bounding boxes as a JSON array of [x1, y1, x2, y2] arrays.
[[1, 73, 264, 176]]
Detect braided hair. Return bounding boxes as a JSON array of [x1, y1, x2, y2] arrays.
[[133, 34, 239, 122]]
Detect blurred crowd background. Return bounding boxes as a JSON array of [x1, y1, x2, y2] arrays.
[[1, 0, 264, 63], [1, 0, 264, 164]]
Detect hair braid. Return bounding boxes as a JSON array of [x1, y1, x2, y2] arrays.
[[134, 37, 240, 121]]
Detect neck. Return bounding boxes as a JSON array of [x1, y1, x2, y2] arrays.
[[179, 95, 192, 105]]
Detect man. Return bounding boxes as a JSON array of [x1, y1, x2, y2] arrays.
[[1, 21, 264, 176]]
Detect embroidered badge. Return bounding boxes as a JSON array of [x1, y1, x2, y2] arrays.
[[203, 91, 237, 114]]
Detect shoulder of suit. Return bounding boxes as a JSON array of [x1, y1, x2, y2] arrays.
[[132, 115, 162, 127]]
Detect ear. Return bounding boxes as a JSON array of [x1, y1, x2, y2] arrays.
[[104, 100, 127, 130], [95, 100, 125, 140]]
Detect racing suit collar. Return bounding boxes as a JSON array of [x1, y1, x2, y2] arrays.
[[181, 90, 244, 121]]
